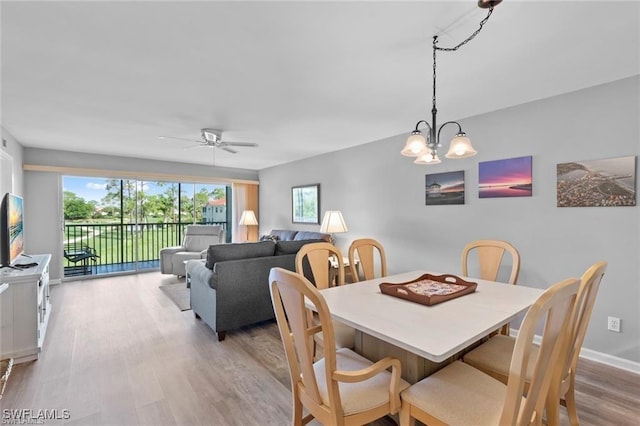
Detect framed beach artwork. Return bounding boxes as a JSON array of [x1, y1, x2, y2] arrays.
[[292, 184, 320, 223], [479, 156, 532, 198], [425, 171, 465, 205], [557, 156, 636, 207]]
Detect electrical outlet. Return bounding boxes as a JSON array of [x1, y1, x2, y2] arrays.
[[607, 316, 621, 332]]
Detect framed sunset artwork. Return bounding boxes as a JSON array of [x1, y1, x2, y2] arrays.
[[479, 156, 532, 198]]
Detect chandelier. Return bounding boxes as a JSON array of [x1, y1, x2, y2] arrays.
[[401, 0, 501, 165]]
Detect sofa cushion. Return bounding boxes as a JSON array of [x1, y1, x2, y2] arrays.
[[293, 231, 332, 242], [270, 229, 299, 241], [260, 234, 279, 242], [275, 239, 325, 256], [205, 241, 276, 269]]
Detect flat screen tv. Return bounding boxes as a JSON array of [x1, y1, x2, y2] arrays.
[[0, 193, 24, 267]]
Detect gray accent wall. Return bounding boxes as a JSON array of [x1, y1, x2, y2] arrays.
[[259, 76, 640, 363]]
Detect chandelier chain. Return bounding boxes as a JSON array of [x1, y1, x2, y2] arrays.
[[435, 6, 494, 52], [431, 5, 494, 120]]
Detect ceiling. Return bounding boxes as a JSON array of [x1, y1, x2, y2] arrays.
[[2, 1, 639, 171]]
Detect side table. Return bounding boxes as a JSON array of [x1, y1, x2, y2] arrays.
[[329, 256, 360, 285]]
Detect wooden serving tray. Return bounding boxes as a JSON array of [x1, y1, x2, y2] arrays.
[[379, 273, 477, 306]]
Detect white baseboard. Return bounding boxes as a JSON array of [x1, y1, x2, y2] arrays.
[[577, 346, 640, 374], [510, 328, 640, 375]]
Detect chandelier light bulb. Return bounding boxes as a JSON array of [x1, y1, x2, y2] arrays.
[[414, 149, 442, 165]]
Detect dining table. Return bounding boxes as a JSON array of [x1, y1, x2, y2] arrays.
[[307, 270, 544, 383]]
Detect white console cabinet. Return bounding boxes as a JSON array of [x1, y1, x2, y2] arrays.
[[0, 254, 51, 364]]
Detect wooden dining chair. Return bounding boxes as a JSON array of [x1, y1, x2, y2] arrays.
[[296, 242, 345, 289], [269, 267, 409, 426], [399, 277, 581, 426], [296, 242, 355, 351], [462, 261, 607, 426], [347, 238, 387, 282], [462, 239, 521, 334]]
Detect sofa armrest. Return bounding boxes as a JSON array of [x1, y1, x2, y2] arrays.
[[186, 259, 215, 289], [160, 245, 186, 273], [160, 245, 185, 255]]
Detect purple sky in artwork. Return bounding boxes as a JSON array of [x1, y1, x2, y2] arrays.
[[479, 156, 532, 186]]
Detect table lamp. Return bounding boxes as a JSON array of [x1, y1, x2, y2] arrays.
[[320, 210, 348, 235], [239, 210, 258, 241]]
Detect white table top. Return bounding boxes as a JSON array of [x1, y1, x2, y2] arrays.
[[310, 271, 544, 363]]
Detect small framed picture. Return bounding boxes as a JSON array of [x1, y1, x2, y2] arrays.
[[292, 184, 320, 224], [425, 171, 465, 205]]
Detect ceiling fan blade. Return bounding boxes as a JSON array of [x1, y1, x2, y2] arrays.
[[182, 144, 208, 150], [221, 146, 238, 154], [222, 141, 259, 147], [159, 136, 202, 143]]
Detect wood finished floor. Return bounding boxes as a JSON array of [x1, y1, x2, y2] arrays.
[[1, 271, 638, 425]]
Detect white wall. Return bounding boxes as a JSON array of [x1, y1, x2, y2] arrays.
[[259, 76, 640, 364], [1, 128, 24, 196]]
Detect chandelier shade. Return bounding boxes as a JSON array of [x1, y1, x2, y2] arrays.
[[401, 131, 428, 157], [445, 133, 477, 159]]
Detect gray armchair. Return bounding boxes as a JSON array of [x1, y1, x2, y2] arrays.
[[160, 225, 225, 276]]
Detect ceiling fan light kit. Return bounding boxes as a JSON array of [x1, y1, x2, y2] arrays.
[[402, 0, 501, 165]]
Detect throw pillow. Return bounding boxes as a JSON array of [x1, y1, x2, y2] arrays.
[[293, 231, 332, 242], [270, 229, 299, 241], [260, 234, 278, 242]]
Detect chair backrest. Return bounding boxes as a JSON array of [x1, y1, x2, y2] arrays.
[[559, 261, 607, 389], [500, 277, 580, 425], [296, 242, 345, 289], [269, 267, 342, 421], [348, 238, 387, 282], [183, 225, 224, 251], [461, 239, 520, 284]]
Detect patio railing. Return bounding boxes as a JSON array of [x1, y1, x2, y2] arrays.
[[63, 221, 229, 276]]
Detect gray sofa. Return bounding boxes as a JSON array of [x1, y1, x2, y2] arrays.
[[187, 230, 330, 341]]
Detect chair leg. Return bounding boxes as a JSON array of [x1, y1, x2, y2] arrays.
[[399, 399, 416, 426], [545, 384, 561, 426], [217, 331, 226, 341], [292, 392, 304, 426], [565, 374, 580, 426]]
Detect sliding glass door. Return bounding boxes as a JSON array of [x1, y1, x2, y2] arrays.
[[62, 176, 230, 278]]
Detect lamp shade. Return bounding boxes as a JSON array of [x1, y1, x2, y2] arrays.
[[445, 133, 477, 159], [239, 210, 258, 226], [319, 211, 348, 233], [401, 131, 427, 157]]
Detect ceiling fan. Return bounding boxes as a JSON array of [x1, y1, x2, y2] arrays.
[[159, 128, 258, 154]]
